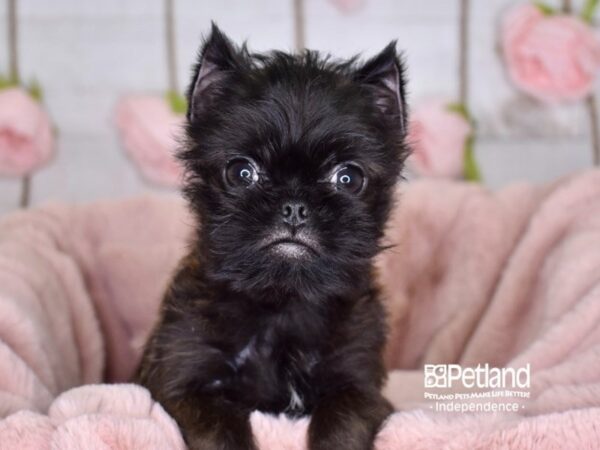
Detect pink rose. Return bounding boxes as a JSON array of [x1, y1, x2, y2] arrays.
[[116, 95, 185, 188], [0, 87, 54, 177], [329, 0, 366, 14], [407, 99, 472, 178], [502, 4, 600, 102]]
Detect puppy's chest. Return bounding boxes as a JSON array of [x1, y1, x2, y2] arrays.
[[206, 327, 321, 416]]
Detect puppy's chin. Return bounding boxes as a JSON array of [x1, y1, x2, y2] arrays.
[[269, 242, 313, 259], [260, 228, 321, 261], [203, 216, 379, 302], [207, 240, 364, 303]]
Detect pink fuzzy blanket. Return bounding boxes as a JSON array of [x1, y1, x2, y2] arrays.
[[1, 171, 600, 449]]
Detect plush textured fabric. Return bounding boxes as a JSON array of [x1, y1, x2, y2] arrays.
[[0, 171, 600, 448]]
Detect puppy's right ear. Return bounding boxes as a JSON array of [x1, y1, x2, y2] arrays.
[[187, 23, 240, 121]]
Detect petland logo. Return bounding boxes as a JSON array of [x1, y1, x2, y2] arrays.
[[423, 364, 531, 413], [424, 364, 530, 389]]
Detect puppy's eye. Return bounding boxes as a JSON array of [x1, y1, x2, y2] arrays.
[[225, 158, 259, 187], [330, 164, 366, 194]]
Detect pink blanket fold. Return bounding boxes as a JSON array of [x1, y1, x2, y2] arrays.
[[0, 171, 599, 449]]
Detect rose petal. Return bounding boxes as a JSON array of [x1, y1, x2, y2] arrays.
[[116, 95, 184, 188], [0, 88, 55, 177], [407, 99, 472, 178], [502, 5, 600, 102]]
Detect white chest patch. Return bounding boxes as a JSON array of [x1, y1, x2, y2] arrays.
[[287, 382, 304, 412], [233, 336, 257, 369]]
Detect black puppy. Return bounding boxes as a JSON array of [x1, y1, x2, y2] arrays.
[[137, 24, 408, 450]]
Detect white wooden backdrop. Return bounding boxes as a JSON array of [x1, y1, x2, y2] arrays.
[[0, 0, 596, 214]]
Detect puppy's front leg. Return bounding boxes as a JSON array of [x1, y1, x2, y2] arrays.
[[308, 388, 392, 450], [159, 393, 256, 450]]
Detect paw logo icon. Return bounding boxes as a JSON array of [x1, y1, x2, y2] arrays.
[[424, 364, 447, 388]]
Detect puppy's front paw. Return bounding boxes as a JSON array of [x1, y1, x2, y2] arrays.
[[187, 434, 256, 450], [308, 393, 392, 450], [309, 422, 378, 450], [310, 438, 374, 450]]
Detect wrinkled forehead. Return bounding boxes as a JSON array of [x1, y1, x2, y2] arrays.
[[218, 84, 382, 173]]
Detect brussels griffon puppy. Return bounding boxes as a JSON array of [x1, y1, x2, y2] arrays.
[[137, 24, 408, 450]]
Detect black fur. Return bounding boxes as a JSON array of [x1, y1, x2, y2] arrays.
[[137, 23, 409, 450]]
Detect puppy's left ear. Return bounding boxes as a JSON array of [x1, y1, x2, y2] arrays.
[[354, 42, 407, 134]]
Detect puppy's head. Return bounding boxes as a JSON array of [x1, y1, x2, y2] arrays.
[[181, 24, 409, 302]]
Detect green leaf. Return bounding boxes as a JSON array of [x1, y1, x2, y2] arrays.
[[533, 1, 556, 15], [582, 0, 599, 23], [0, 73, 19, 91], [447, 102, 471, 121], [27, 79, 43, 102], [463, 135, 482, 182], [166, 90, 187, 115], [448, 102, 482, 182], [0, 74, 43, 101]]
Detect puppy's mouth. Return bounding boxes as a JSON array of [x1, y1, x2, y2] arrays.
[[261, 232, 320, 258]]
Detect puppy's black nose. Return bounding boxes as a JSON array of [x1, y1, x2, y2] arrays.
[[281, 201, 309, 227]]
